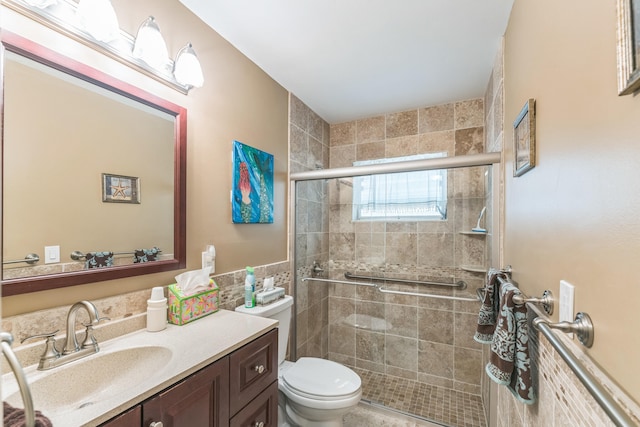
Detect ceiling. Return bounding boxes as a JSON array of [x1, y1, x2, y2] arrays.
[[179, 0, 515, 124]]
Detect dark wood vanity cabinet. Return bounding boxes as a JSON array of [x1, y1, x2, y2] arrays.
[[100, 329, 277, 427]]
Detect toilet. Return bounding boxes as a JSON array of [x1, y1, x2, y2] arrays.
[[236, 295, 362, 427]]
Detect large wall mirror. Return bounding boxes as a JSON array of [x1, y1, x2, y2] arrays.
[[1, 31, 187, 296]]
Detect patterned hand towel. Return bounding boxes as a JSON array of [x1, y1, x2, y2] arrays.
[[3, 401, 53, 427], [474, 268, 505, 343], [85, 251, 114, 269], [485, 281, 535, 404], [134, 247, 160, 263]]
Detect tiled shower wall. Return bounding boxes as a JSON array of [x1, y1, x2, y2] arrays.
[[289, 94, 331, 359], [325, 101, 492, 395]]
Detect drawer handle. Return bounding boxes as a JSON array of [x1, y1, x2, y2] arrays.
[[149, 422, 164, 427], [254, 364, 265, 374], [253, 422, 265, 427]]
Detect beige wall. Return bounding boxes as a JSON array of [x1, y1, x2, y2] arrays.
[[2, 0, 289, 316], [4, 58, 174, 276], [503, 0, 640, 403]]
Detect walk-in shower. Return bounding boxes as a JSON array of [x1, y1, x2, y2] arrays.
[[290, 153, 500, 427]]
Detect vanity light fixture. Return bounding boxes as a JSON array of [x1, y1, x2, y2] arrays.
[[5, 0, 204, 94], [76, 0, 120, 43], [132, 16, 169, 71], [173, 43, 204, 88]]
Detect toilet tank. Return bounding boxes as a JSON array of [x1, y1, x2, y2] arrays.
[[235, 295, 293, 365]]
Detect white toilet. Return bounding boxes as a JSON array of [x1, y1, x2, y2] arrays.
[[236, 295, 362, 427]]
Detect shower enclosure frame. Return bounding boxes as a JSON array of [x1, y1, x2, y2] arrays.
[[288, 151, 501, 363]]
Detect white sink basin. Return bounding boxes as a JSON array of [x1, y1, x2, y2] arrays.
[[4, 345, 172, 414]]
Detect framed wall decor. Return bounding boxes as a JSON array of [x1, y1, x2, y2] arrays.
[[102, 173, 140, 203], [616, 0, 640, 95], [513, 99, 536, 177], [232, 140, 274, 223]]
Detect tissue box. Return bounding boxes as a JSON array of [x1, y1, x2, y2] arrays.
[[168, 279, 219, 325]]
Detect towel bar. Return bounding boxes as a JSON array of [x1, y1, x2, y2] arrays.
[[533, 311, 594, 348], [477, 281, 554, 316], [2, 253, 40, 265], [495, 275, 554, 315], [70, 248, 162, 260]]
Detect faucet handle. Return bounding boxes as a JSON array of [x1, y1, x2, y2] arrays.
[[21, 331, 61, 363], [21, 330, 59, 344]]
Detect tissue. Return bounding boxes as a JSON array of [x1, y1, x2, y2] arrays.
[[256, 276, 284, 306], [168, 267, 219, 325], [174, 266, 212, 296]]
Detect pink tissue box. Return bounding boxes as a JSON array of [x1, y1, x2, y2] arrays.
[[168, 279, 219, 325]]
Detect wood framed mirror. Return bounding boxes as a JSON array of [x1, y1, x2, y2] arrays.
[[1, 30, 187, 296]]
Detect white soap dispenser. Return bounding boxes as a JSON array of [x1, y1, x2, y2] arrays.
[[147, 286, 167, 332]]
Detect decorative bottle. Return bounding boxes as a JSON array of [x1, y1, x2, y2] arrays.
[[244, 266, 255, 308]]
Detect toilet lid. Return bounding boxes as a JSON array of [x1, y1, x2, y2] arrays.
[[282, 357, 361, 398]]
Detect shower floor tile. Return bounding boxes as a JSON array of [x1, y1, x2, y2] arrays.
[[355, 369, 487, 427]]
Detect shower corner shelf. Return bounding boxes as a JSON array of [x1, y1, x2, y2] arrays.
[[459, 231, 488, 236], [460, 265, 487, 273]]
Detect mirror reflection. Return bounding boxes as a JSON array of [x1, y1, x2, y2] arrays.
[[2, 33, 187, 295]]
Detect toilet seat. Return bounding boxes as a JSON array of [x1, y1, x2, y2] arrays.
[[282, 357, 361, 401]]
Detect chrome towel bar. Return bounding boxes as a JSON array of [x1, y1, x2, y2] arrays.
[[495, 275, 554, 315], [531, 309, 635, 427], [70, 248, 162, 260], [476, 281, 555, 316], [344, 271, 467, 289], [2, 253, 40, 265]]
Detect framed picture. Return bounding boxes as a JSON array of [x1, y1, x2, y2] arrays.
[[102, 173, 140, 204], [513, 99, 536, 177], [232, 140, 274, 223], [616, 0, 640, 95]]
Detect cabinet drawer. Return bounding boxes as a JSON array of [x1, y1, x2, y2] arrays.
[[230, 381, 278, 427], [229, 329, 278, 415]]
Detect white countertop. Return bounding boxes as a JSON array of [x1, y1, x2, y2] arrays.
[[2, 309, 278, 427]]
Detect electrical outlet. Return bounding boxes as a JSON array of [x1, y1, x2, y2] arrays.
[[559, 280, 575, 338]]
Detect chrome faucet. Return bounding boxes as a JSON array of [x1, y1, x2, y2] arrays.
[[23, 300, 106, 370]]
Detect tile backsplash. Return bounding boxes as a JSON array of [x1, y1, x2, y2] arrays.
[[1, 260, 291, 370]]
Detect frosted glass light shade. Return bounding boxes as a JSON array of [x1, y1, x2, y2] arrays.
[[76, 0, 120, 42], [132, 16, 169, 70], [173, 43, 204, 88], [24, 0, 57, 8]]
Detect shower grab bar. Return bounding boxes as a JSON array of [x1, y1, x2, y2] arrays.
[[528, 305, 635, 427], [1, 332, 35, 427], [344, 271, 467, 289], [2, 253, 40, 265], [302, 277, 479, 302]]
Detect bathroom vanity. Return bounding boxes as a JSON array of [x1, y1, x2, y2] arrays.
[[2, 310, 278, 427], [102, 328, 277, 426]]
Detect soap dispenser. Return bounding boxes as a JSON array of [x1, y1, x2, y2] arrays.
[[147, 286, 167, 332]]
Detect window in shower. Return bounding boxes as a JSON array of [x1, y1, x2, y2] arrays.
[[352, 152, 447, 221]]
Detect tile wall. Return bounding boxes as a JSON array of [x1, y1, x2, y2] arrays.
[[325, 101, 491, 395], [289, 94, 331, 359]]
